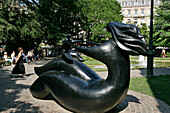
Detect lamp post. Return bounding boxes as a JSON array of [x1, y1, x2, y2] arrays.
[[147, 0, 154, 78], [44, 26, 47, 57]]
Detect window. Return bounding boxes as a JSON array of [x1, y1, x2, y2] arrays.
[[142, 0, 145, 5], [148, 0, 150, 5], [134, 19, 138, 24], [141, 18, 145, 23], [141, 9, 144, 15], [128, 10, 131, 16], [122, 1, 124, 6], [128, 1, 131, 5], [135, 0, 138, 2], [135, 9, 138, 15]]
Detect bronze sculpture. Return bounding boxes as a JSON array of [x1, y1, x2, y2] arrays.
[[30, 22, 147, 113]]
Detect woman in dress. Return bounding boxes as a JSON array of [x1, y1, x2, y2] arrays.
[[10, 47, 26, 78]]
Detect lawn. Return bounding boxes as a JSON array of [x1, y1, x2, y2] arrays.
[[130, 56, 170, 60], [82, 55, 170, 106], [82, 55, 107, 71], [129, 75, 170, 106], [83, 55, 170, 71]]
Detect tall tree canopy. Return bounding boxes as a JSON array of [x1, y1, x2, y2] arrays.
[[0, 0, 43, 52], [0, 0, 123, 53], [78, 0, 123, 42], [38, 0, 123, 43], [153, 0, 170, 47]]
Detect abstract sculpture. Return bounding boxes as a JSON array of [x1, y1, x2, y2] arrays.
[[30, 22, 147, 113]]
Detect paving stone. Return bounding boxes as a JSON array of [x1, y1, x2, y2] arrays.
[[0, 58, 170, 113]]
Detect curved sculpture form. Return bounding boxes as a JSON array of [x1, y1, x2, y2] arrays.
[[30, 22, 147, 113]]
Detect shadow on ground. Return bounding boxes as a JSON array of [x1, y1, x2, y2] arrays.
[[138, 67, 170, 112], [137, 67, 170, 77], [0, 67, 43, 112], [107, 95, 140, 113], [1, 57, 169, 112]]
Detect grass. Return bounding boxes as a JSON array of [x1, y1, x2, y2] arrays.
[[82, 56, 107, 71], [130, 56, 170, 60], [83, 55, 170, 71], [129, 75, 170, 106], [154, 58, 170, 60], [82, 55, 170, 106], [83, 60, 104, 65]]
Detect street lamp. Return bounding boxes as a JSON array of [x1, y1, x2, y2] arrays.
[[147, 0, 154, 78], [44, 26, 48, 57]]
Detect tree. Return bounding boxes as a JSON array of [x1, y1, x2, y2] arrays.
[[153, 0, 170, 47], [37, 0, 83, 45], [37, 0, 123, 44], [0, 2, 18, 43], [77, 0, 123, 43], [0, 0, 44, 53], [138, 23, 149, 45], [0, 0, 123, 51]]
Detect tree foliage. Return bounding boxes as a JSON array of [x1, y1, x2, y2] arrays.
[[138, 23, 149, 45], [38, 0, 123, 43], [77, 0, 123, 42], [153, 0, 170, 47], [37, 0, 83, 45], [0, 0, 44, 53], [0, 0, 123, 53]]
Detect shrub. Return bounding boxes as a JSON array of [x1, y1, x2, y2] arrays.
[[166, 52, 170, 57]]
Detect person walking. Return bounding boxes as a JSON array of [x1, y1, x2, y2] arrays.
[[10, 47, 26, 78], [38, 48, 44, 60], [162, 49, 166, 58], [33, 47, 38, 61]]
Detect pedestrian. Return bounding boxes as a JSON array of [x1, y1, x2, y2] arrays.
[[38, 48, 44, 60], [22, 51, 28, 63], [11, 51, 16, 65], [3, 52, 12, 64], [162, 49, 166, 58], [10, 47, 26, 78], [33, 47, 38, 61], [27, 50, 34, 63], [43, 48, 46, 59]]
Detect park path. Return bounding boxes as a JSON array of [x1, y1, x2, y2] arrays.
[[0, 58, 170, 113]]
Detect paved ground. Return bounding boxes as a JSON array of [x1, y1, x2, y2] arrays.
[[0, 58, 170, 113]]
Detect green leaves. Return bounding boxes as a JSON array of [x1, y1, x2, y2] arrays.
[[138, 23, 149, 45], [0, 0, 123, 52], [0, 1, 44, 52], [75, 0, 123, 42], [153, 1, 170, 47], [38, 0, 123, 43]]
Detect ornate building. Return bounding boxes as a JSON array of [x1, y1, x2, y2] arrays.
[[117, 0, 161, 26]]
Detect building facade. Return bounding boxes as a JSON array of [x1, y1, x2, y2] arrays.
[[117, 0, 161, 27]]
